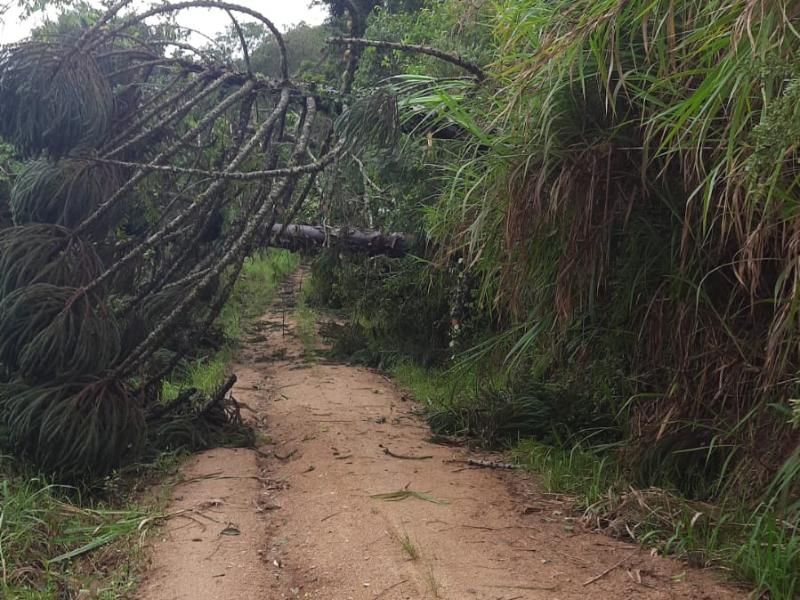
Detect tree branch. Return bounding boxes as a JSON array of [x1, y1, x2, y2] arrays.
[[84, 142, 345, 182], [327, 37, 486, 81]]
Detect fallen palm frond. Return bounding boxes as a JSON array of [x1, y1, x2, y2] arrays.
[[370, 488, 448, 504]]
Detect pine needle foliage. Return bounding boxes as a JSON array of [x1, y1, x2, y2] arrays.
[[0, 225, 102, 298], [10, 157, 120, 228], [0, 284, 121, 380], [0, 42, 113, 156], [336, 87, 400, 150], [0, 379, 144, 479]]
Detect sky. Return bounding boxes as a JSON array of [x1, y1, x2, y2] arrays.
[[0, 1, 328, 44]]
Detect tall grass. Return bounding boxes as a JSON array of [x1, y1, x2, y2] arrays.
[[388, 0, 800, 503], [0, 455, 158, 599]]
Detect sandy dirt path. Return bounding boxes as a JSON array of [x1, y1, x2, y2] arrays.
[[138, 270, 744, 600]]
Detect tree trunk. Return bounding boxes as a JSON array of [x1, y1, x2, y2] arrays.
[[269, 223, 414, 257]]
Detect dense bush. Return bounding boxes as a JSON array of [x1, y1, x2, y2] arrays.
[[310, 248, 452, 367], [325, 0, 800, 507]]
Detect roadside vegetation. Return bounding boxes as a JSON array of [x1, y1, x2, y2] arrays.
[[306, 0, 800, 597], [1, 0, 799, 598]]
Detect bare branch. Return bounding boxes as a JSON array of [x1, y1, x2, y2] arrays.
[[92, 1, 289, 82], [85, 143, 345, 181], [328, 37, 486, 81], [226, 10, 253, 77]]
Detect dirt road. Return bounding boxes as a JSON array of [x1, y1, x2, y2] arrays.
[[138, 271, 743, 600]]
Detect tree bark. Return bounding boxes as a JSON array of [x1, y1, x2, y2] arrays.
[[269, 223, 414, 257]]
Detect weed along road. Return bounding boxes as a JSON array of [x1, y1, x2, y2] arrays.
[[138, 272, 742, 600]]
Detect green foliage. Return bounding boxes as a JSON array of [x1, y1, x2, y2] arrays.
[[310, 250, 452, 367], [302, 2, 800, 593], [510, 438, 799, 598], [732, 506, 800, 599], [429, 378, 620, 447], [161, 358, 228, 403], [0, 42, 113, 155], [354, 0, 491, 85], [10, 158, 120, 229], [0, 142, 16, 228], [0, 379, 144, 480], [0, 452, 171, 599], [359, 0, 800, 501], [246, 22, 333, 80], [336, 88, 400, 152], [510, 439, 619, 505]]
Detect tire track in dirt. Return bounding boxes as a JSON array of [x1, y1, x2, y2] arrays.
[[138, 270, 744, 600]]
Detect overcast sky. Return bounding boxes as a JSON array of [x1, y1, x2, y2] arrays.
[[0, 1, 328, 44]]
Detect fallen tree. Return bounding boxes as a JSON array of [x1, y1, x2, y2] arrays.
[[270, 223, 414, 257]]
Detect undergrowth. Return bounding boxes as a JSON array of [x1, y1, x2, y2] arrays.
[[511, 439, 800, 599], [0, 452, 178, 600], [294, 283, 319, 360], [308, 250, 452, 368]]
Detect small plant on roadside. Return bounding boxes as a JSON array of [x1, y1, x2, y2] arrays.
[[398, 531, 420, 561], [424, 564, 441, 598]]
